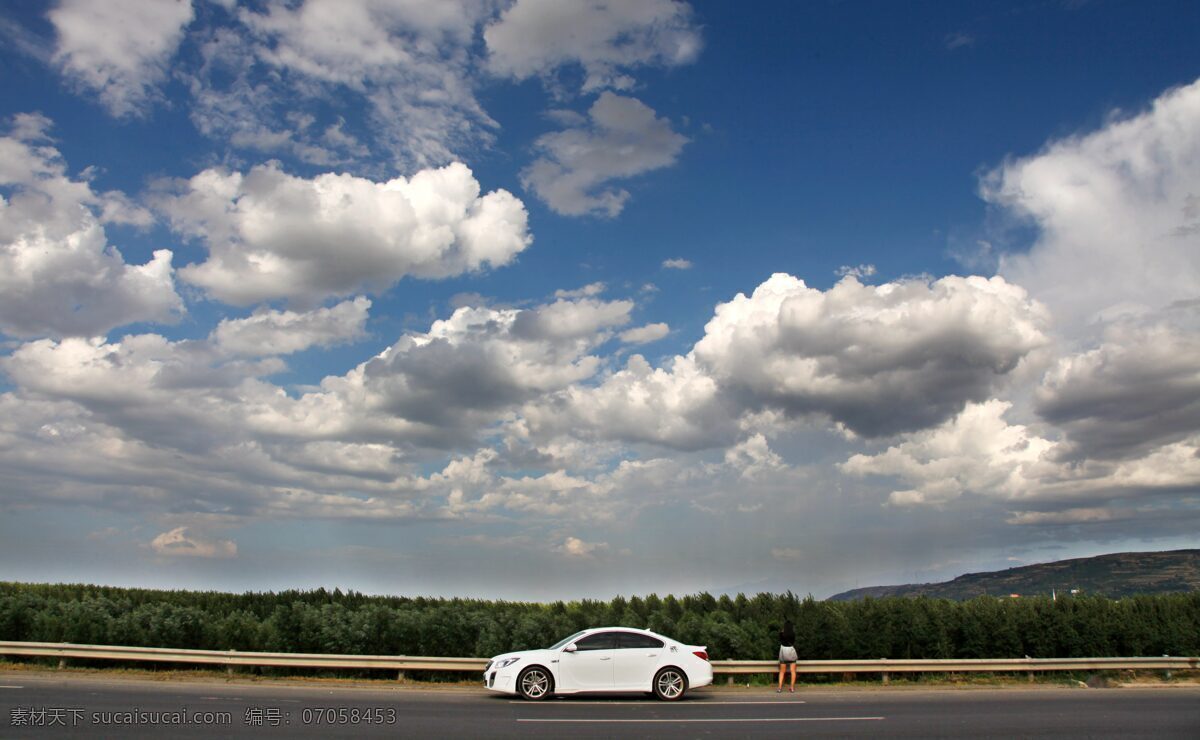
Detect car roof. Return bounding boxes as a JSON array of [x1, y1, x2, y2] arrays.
[[578, 626, 668, 639]]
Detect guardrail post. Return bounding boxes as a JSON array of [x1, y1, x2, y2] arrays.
[[58, 658, 66, 670], [880, 659, 889, 685], [397, 670, 406, 682], [1163, 655, 1171, 681], [227, 649, 235, 677]]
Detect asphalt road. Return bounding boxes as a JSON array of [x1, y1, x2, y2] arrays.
[[1, 672, 1197, 738]]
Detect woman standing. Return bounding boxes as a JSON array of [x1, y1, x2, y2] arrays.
[[777, 618, 797, 693]]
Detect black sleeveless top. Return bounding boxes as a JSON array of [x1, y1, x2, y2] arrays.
[[779, 623, 795, 647]]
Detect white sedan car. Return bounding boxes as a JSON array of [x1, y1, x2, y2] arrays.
[[484, 627, 712, 701]]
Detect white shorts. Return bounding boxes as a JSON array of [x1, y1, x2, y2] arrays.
[[778, 645, 798, 664]]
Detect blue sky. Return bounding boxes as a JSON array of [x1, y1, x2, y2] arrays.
[[1, 0, 1199, 600]]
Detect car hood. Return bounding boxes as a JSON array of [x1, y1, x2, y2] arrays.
[[487, 648, 552, 665]]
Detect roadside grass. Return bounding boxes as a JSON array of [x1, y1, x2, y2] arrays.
[[2, 657, 1195, 690]]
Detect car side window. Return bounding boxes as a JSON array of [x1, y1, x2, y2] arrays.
[[617, 632, 664, 649], [573, 632, 618, 651]]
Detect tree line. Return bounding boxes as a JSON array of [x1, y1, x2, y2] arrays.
[[1, 582, 1197, 661]]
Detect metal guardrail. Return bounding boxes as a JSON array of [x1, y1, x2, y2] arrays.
[[715, 656, 1199, 674], [0, 642, 485, 672], [1, 641, 1196, 678]]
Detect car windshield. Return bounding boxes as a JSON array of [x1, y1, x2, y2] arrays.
[[547, 630, 588, 650]]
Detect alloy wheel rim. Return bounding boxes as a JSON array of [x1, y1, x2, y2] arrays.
[[522, 670, 548, 697], [658, 671, 684, 698]]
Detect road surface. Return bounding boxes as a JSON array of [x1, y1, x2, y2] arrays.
[[1, 671, 1197, 738]]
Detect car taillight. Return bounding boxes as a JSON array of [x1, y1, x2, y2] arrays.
[[693, 650, 708, 661]]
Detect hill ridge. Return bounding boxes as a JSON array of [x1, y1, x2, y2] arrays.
[[828, 549, 1200, 601]]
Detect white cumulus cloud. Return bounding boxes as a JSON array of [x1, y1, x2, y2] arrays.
[[554, 282, 606, 299], [842, 76, 1200, 534], [521, 93, 688, 217], [485, 0, 701, 93], [225, 293, 638, 450], [841, 400, 1054, 507], [619, 322, 669, 345], [150, 526, 237, 559], [1035, 315, 1200, 461], [212, 297, 371, 357], [326, 297, 633, 447], [556, 536, 608, 558], [724, 433, 787, 480], [693, 273, 1049, 437], [835, 263, 876, 279], [522, 354, 736, 451], [0, 114, 183, 338], [159, 161, 530, 306], [511, 297, 633, 342], [842, 397, 1200, 517], [50, 0, 195, 117], [990, 77, 1200, 335]]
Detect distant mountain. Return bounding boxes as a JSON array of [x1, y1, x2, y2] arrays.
[[828, 550, 1200, 601]]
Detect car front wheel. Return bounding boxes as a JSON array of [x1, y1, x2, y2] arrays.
[[653, 667, 687, 701], [517, 666, 553, 701]]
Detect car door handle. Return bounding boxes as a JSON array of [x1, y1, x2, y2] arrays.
[[646, 653, 658, 657], [599, 656, 611, 661]]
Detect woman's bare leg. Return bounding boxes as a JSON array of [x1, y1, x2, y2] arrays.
[[789, 663, 796, 691], [777, 664, 784, 690]]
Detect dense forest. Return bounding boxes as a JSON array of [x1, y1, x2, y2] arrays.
[[2, 582, 1197, 662]]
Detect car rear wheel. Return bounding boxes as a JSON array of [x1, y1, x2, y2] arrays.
[[653, 667, 687, 701], [517, 666, 553, 701]]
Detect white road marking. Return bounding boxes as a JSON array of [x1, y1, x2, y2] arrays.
[[0, 685, 24, 689], [518, 716, 885, 723]]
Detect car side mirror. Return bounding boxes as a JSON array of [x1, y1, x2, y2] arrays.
[[563, 644, 577, 653]]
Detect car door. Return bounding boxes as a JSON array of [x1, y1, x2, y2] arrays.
[[613, 632, 665, 690], [557, 631, 616, 691]]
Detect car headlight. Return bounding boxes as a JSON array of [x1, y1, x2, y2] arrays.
[[495, 657, 521, 669]]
